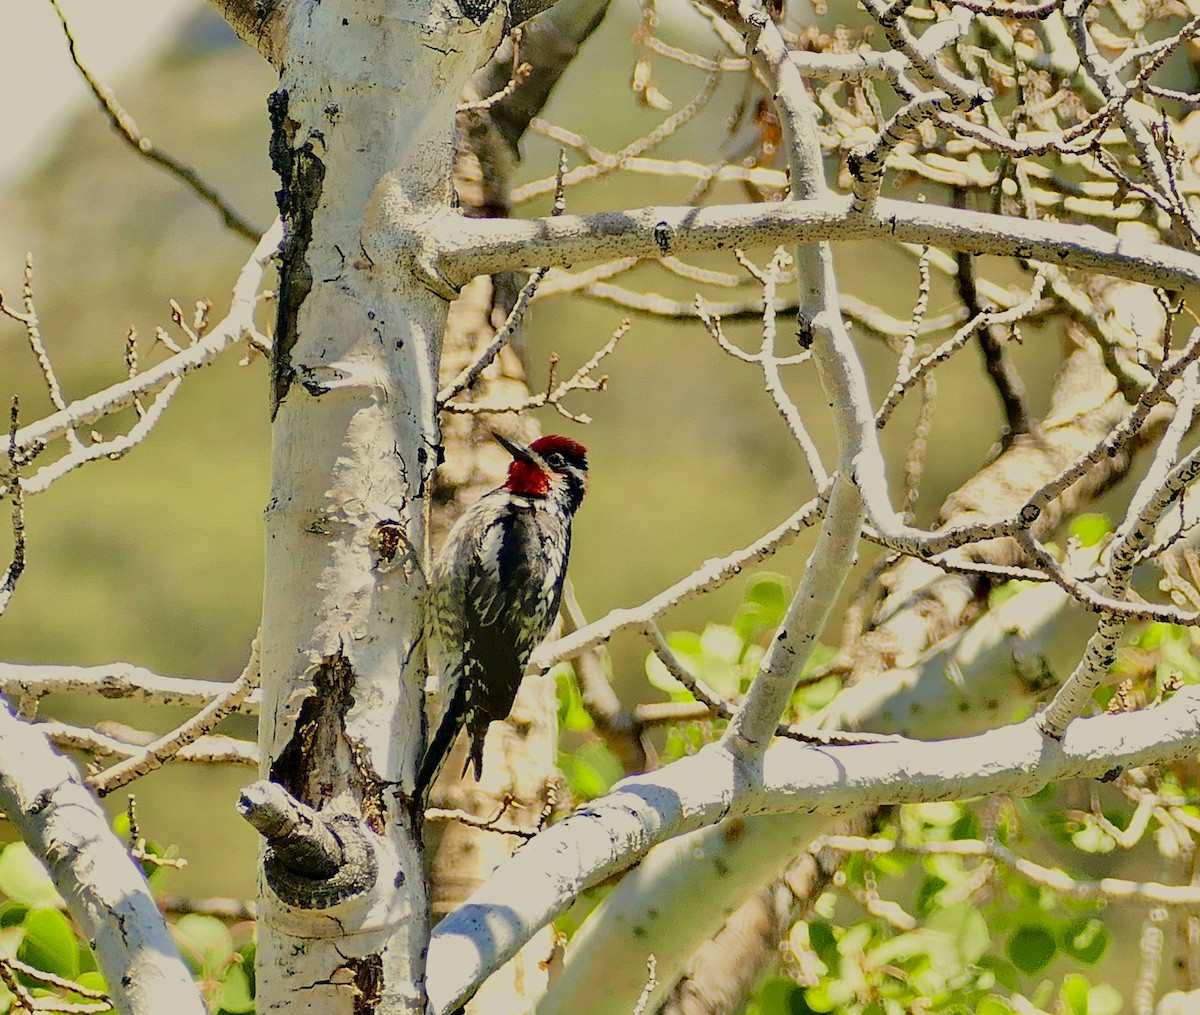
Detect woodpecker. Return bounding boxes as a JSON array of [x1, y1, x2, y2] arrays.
[[418, 433, 588, 799]]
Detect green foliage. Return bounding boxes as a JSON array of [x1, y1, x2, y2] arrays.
[[0, 844, 63, 910], [560, 740, 624, 800], [1006, 925, 1055, 974], [0, 821, 255, 1014], [621, 576, 1149, 1013], [556, 664, 594, 733], [0, 846, 103, 1012], [640, 574, 838, 769], [1059, 919, 1109, 966], [744, 794, 1131, 1014], [173, 913, 256, 1015], [1068, 514, 1112, 548], [18, 909, 81, 980], [645, 623, 761, 699]]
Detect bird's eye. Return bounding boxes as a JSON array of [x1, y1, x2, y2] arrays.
[[546, 453, 565, 468]]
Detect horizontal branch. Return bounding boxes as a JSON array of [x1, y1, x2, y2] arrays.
[[88, 641, 260, 795], [39, 721, 258, 767], [432, 196, 1200, 292], [530, 498, 823, 670], [426, 686, 1200, 1013], [0, 661, 261, 713], [816, 833, 1200, 905], [1, 220, 280, 460]]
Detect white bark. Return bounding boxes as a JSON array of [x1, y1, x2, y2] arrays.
[[0, 661, 263, 712], [427, 683, 1200, 1013], [532, 580, 1070, 1015], [427, 196, 1200, 292], [247, 0, 506, 1012], [0, 700, 203, 1015]]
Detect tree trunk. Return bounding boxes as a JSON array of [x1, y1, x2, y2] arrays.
[[228, 0, 508, 1011]]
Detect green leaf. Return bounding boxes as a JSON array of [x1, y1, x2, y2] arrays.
[[979, 956, 1020, 993], [555, 666, 594, 732], [927, 904, 990, 966], [755, 977, 813, 1015], [1070, 514, 1111, 547], [987, 581, 1030, 608], [796, 674, 841, 712], [1007, 925, 1055, 974], [17, 908, 79, 979], [1070, 816, 1115, 855], [1060, 919, 1109, 965], [1084, 983, 1122, 1015], [1059, 972, 1090, 1015], [837, 922, 873, 958], [645, 649, 685, 693], [215, 963, 255, 1013], [0, 905, 27, 929], [1157, 625, 1200, 683], [698, 624, 742, 661], [807, 921, 839, 969], [746, 574, 790, 626], [174, 913, 234, 974], [237, 941, 256, 1001], [75, 970, 108, 996], [661, 724, 705, 764], [976, 996, 1016, 1015], [950, 812, 980, 841], [695, 625, 746, 697], [798, 642, 837, 680], [0, 843, 63, 909], [915, 874, 948, 916], [666, 630, 702, 655], [558, 742, 623, 800]]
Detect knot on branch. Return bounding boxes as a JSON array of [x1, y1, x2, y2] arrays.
[[239, 780, 377, 909], [366, 183, 461, 301]]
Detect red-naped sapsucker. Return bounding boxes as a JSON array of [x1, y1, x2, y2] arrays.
[[418, 433, 588, 799]]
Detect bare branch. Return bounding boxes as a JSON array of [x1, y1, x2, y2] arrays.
[[1, 220, 280, 466], [432, 196, 1200, 293], [531, 498, 823, 671], [48, 0, 260, 240], [0, 699, 204, 1014], [88, 639, 261, 795], [0, 661, 262, 712], [0, 400, 26, 619], [427, 688, 1200, 1014]]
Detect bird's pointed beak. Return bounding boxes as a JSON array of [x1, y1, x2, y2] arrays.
[[493, 432, 535, 464]]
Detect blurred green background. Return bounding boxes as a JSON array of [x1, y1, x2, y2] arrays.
[[0, 0, 1067, 900]]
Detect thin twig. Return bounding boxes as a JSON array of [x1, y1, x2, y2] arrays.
[[532, 498, 823, 671], [816, 833, 1200, 905], [458, 28, 531, 112], [88, 639, 261, 795], [47, 0, 259, 240], [445, 320, 626, 422], [0, 399, 27, 619], [1, 220, 280, 470], [631, 956, 658, 1015]]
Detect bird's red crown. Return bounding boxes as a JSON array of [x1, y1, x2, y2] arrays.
[[529, 435, 588, 461], [503, 435, 588, 497]]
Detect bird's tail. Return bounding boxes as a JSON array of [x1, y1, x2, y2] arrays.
[[415, 678, 467, 810]]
